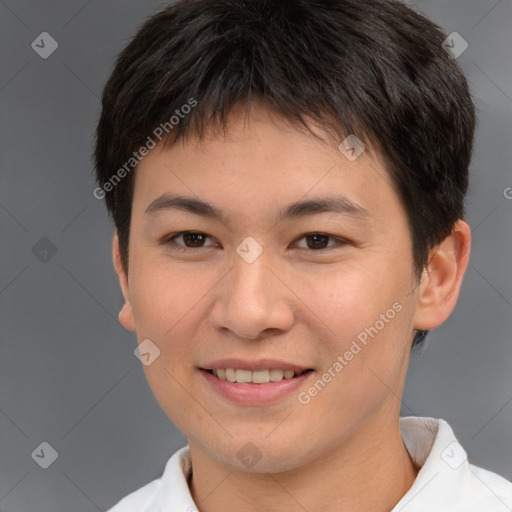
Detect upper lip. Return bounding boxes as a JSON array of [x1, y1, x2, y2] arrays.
[[200, 359, 312, 372]]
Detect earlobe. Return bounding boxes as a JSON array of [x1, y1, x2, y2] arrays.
[[112, 232, 136, 332], [413, 220, 471, 331], [119, 302, 136, 331]]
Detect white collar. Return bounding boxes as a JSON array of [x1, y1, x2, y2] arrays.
[[108, 417, 512, 511]]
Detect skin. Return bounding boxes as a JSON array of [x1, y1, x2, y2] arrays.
[[113, 99, 471, 512]]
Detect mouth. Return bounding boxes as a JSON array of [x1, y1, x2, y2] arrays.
[[199, 363, 316, 405], [201, 367, 314, 384]]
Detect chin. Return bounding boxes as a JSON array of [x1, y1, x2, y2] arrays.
[[208, 436, 312, 474]]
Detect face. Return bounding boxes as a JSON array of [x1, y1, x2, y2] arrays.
[[115, 101, 424, 473]]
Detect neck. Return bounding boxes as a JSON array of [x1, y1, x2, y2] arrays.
[[188, 415, 419, 512]]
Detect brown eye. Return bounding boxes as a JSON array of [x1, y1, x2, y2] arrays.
[[164, 231, 216, 251], [293, 233, 346, 251], [180, 232, 208, 247]]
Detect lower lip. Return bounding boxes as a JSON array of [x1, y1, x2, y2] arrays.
[[200, 369, 314, 405]]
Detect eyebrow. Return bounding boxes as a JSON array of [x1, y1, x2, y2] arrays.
[[145, 193, 371, 225]]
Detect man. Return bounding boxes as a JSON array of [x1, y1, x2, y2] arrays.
[[94, 0, 512, 510]]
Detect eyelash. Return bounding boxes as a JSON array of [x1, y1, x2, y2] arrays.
[[161, 231, 348, 253]]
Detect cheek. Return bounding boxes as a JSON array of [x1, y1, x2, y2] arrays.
[[127, 258, 228, 385], [300, 262, 402, 338], [301, 263, 412, 384], [129, 257, 206, 334], [127, 261, 208, 427]]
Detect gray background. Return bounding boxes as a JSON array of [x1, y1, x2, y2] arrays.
[[1, 0, 511, 510]]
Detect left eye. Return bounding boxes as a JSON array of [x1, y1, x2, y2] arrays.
[[162, 231, 345, 252], [292, 233, 344, 251]]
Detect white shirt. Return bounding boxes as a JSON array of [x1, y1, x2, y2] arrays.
[[107, 417, 512, 511]]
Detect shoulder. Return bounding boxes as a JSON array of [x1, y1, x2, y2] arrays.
[[106, 478, 162, 512], [464, 463, 512, 510], [396, 417, 512, 511], [106, 446, 193, 512]]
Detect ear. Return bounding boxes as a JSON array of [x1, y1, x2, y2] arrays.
[[413, 220, 471, 330], [113, 232, 136, 332]]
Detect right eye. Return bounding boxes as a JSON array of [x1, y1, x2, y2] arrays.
[[162, 231, 219, 252]]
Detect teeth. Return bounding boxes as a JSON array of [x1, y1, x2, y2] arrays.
[[235, 369, 252, 383], [269, 369, 284, 381], [212, 368, 305, 383], [252, 370, 270, 383]]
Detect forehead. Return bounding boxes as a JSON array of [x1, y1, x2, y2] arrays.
[[133, 103, 403, 229]]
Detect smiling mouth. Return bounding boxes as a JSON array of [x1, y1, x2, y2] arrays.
[[204, 368, 314, 384]]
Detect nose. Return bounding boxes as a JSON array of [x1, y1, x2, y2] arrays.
[[209, 252, 295, 340]]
